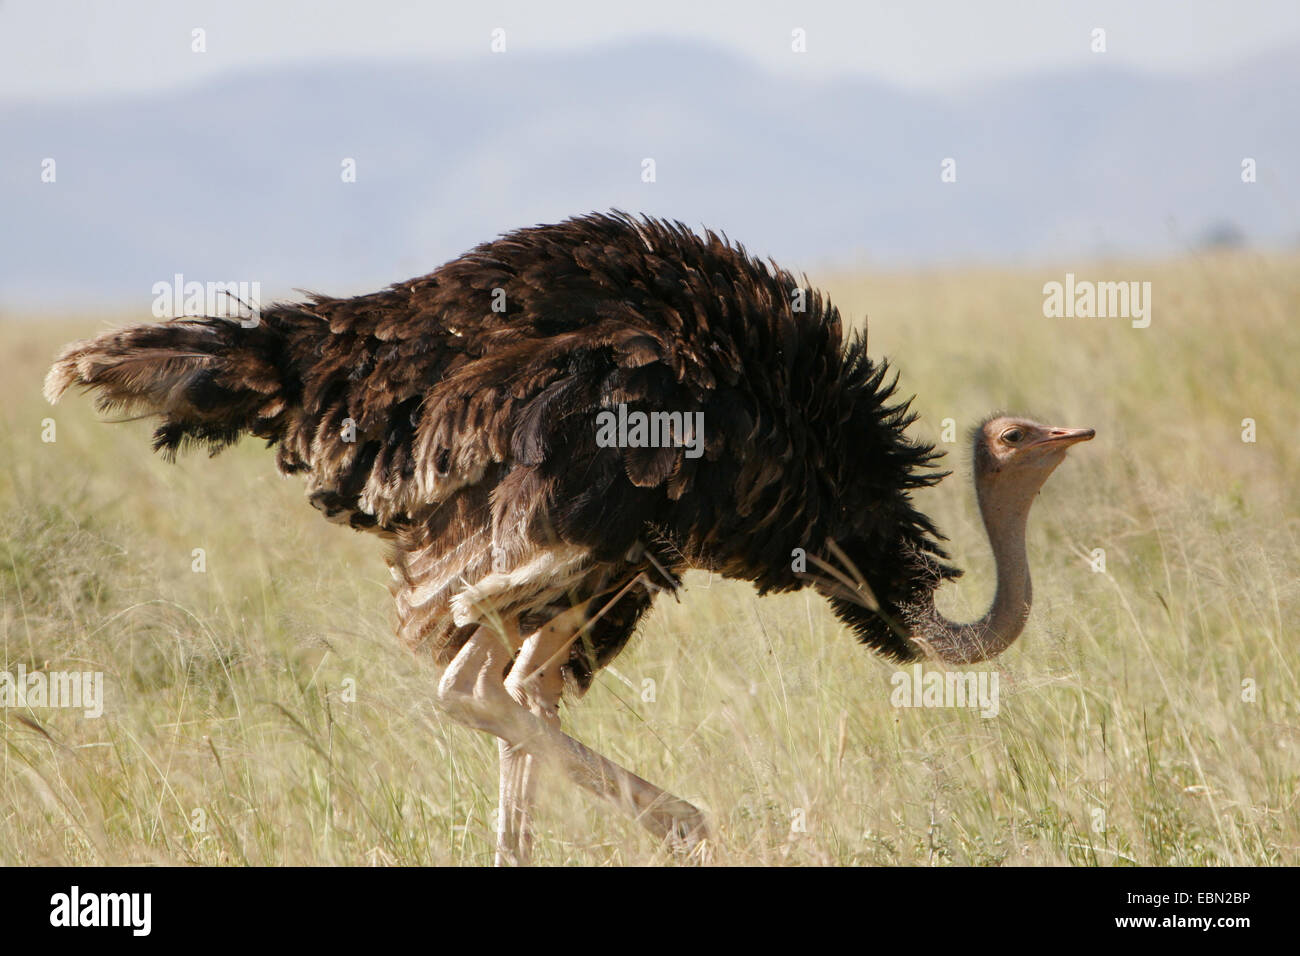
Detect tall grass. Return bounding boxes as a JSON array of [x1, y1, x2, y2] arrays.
[[1, 251, 1296, 865]]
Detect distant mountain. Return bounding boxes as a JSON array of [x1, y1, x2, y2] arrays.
[[1, 39, 1296, 310]]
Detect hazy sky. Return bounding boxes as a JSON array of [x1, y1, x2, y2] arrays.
[[3, 0, 1299, 102]]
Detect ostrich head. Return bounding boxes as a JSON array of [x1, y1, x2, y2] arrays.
[[973, 416, 1095, 498], [909, 415, 1094, 664]]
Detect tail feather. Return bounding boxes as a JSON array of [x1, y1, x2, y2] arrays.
[[45, 317, 295, 457]]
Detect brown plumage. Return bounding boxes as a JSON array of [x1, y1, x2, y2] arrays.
[[45, 210, 1091, 861], [47, 211, 953, 677]]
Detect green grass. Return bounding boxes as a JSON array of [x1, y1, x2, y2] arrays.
[[1, 250, 1297, 865]]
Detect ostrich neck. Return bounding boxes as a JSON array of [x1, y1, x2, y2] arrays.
[[913, 472, 1037, 664]]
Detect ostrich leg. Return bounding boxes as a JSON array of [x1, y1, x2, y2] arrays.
[[496, 734, 545, 865], [436, 622, 708, 861], [495, 609, 573, 865]]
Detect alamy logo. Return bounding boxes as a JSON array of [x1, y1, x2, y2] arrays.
[[1042, 272, 1151, 328], [0, 664, 104, 718], [151, 273, 261, 326], [49, 886, 151, 936], [595, 403, 705, 459], [890, 664, 1000, 718]]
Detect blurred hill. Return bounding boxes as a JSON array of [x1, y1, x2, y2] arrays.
[[1, 38, 1296, 309]]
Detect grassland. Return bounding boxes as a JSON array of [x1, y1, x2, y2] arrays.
[[1, 251, 1296, 865]]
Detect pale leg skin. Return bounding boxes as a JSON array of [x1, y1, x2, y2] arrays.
[[435, 607, 709, 864]]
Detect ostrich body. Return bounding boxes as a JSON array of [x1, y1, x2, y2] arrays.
[[45, 212, 1092, 863]]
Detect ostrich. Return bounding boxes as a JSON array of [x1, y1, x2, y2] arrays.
[[44, 211, 1093, 864]]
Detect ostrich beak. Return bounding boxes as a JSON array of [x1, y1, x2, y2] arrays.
[[1036, 426, 1095, 448]]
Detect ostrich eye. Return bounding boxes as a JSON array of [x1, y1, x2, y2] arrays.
[[1002, 428, 1024, 444]]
